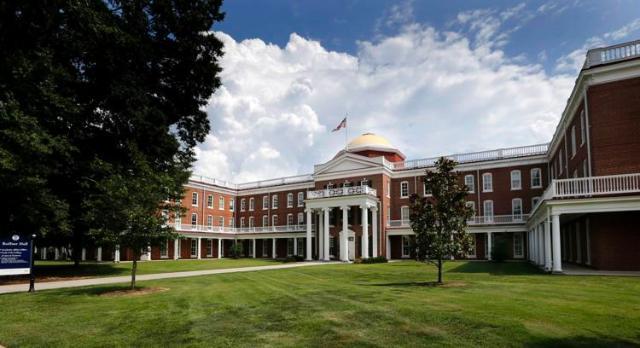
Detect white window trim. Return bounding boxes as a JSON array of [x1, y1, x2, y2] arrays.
[[191, 213, 197, 226], [530, 168, 542, 188], [240, 217, 245, 228], [510, 170, 522, 191], [464, 174, 475, 193], [207, 195, 213, 208], [512, 198, 523, 220], [192, 192, 198, 207], [287, 213, 294, 226], [297, 192, 304, 207], [513, 232, 524, 258], [483, 200, 494, 221], [218, 196, 225, 211], [400, 181, 409, 198], [249, 197, 255, 211], [160, 240, 169, 258], [262, 195, 269, 210], [272, 195, 279, 209], [401, 236, 411, 258], [240, 198, 246, 212], [272, 214, 278, 226], [297, 212, 304, 225], [482, 173, 493, 193], [423, 181, 432, 197], [262, 215, 268, 227], [190, 239, 197, 258], [401, 206, 410, 223], [249, 217, 254, 228], [287, 193, 293, 208]]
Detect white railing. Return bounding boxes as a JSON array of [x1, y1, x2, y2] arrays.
[[387, 215, 528, 228], [307, 185, 378, 199], [548, 173, 640, 198], [236, 174, 314, 190], [168, 223, 312, 234], [393, 143, 549, 170], [585, 40, 640, 69]]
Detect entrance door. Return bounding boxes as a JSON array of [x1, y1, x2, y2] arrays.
[[348, 236, 355, 260]]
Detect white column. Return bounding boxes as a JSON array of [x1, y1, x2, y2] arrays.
[[323, 208, 330, 261], [487, 233, 492, 260], [305, 209, 312, 261], [41, 247, 47, 260], [552, 214, 562, 273], [54, 248, 60, 260], [146, 245, 152, 261], [252, 239, 256, 258], [341, 206, 349, 262], [217, 238, 222, 259], [81, 248, 86, 261], [544, 223, 551, 271], [197, 238, 202, 260], [96, 247, 102, 262], [114, 245, 121, 263], [293, 238, 298, 256], [174, 239, 180, 260], [318, 212, 324, 260], [371, 207, 378, 257], [386, 234, 391, 259], [272, 238, 277, 259], [361, 205, 369, 259], [535, 227, 540, 265], [538, 225, 544, 266], [528, 231, 533, 261]]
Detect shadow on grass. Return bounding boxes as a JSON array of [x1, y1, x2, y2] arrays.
[[34, 262, 125, 278], [448, 261, 543, 275], [365, 280, 468, 288], [525, 335, 639, 347]]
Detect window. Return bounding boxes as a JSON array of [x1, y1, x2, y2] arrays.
[[229, 199, 234, 212], [262, 240, 269, 257], [423, 181, 432, 196], [262, 195, 269, 210], [175, 212, 182, 229], [272, 215, 278, 226], [464, 174, 475, 193], [483, 200, 494, 222], [482, 173, 493, 192], [512, 198, 523, 220], [229, 218, 234, 227], [360, 179, 370, 187], [287, 213, 294, 226], [287, 239, 294, 256], [206, 240, 212, 257], [580, 111, 586, 146], [297, 192, 304, 207], [510, 170, 522, 190], [249, 197, 255, 211], [570, 125, 577, 157], [532, 197, 540, 208], [262, 215, 268, 227], [297, 212, 304, 225], [297, 238, 305, 256], [207, 215, 213, 229], [402, 236, 411, 258], [240, 198, 246, 211], [192, 192, 198, 206], [249, 217, 254, 228], [272, 195, 279, 209], [287, 193, 293, 208], [191, 213, 197, 227], [190, 239, 197, 258], [218, 196, 225, 210], [160, 241, 168, 258], [466, 201, 476, 216], [400, 181, 409, 198], [329, 237, 336, 257], [240, 217, 245, 228], [218, 216, 224, 227], [513, 232, 523, 258], [207, 195, 213, 208], [531, 168, 542, 188], [401, 206, 410, 222]]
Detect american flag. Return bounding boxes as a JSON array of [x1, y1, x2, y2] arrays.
[[332, 117, 347, 132]]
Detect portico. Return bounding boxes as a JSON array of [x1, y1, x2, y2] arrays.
[[305, 186, 380, 261]]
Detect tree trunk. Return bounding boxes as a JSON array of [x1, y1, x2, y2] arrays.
[[437, 258, 443, 284], [131, 257, 138, 290]]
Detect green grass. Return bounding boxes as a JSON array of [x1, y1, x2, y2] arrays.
[[22, 258, 286, 280], [1, 261, 639, 347]]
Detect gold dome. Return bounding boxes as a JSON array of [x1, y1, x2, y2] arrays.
[[348, 133, 394, 150]]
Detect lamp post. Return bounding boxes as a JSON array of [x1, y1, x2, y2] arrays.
[[29, 233, 36, 293]]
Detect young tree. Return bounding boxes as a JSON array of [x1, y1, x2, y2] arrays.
[[409, 157, 474, 284]]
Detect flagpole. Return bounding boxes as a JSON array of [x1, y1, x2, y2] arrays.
[[345, 114, 349, 151]]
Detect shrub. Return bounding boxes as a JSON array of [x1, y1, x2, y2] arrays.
[[491, 239, 508, 262], [361, 256, 388, 264], [283, 255, 305, 262], [229, 243, 243, 259]]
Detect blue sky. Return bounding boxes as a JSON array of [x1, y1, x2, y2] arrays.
[[194, 1, 640, 182]]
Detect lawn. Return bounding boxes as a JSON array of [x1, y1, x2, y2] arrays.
[[1, 261, 639, 347], [1, 258, 285, 284]]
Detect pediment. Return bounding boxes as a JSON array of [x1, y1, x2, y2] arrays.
[[314, 153, 383, 175]]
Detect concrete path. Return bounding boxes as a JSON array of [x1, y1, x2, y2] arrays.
[[0, 261, 334, 295], [562, 263, 640, 276]]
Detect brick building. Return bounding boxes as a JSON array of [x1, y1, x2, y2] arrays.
[[41, 40, 640, 272]]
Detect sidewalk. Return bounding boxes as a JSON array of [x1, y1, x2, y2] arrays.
[[0, 261, 334, 295]]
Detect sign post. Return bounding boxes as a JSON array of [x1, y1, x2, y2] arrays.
[[1, 234, 35, 291]]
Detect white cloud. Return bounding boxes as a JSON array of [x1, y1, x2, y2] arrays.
[[194, 13, 576, 183]]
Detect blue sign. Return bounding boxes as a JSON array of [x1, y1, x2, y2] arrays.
[[0, 234, 32, 276]]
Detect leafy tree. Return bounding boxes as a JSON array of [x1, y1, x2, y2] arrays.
[[0, 0, 225, 272], [409, 157, 474, 284]]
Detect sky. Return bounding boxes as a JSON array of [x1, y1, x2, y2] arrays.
[[194, 0, 640, 183]]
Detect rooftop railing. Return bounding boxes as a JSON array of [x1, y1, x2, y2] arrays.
[[545, 173, 640, 199], [585, 40, 640, 69], [307, 185, 377, 200], [392, 143, 548, 170], [189, 173, 314, 191]]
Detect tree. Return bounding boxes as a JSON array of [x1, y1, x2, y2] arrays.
[[409, 157, 474, 284], [0, 1, 225, 270]]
